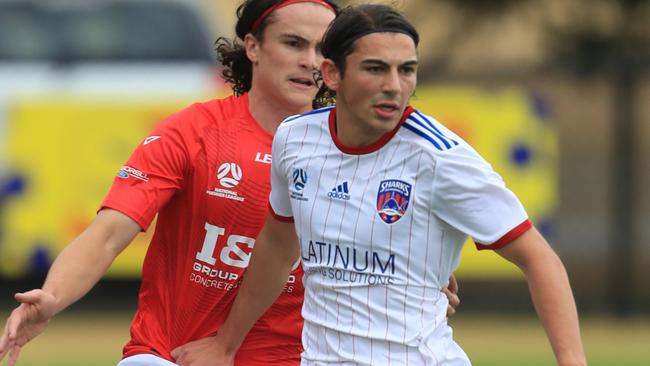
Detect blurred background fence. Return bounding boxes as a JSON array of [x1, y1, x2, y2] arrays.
[[0, 0, 648, 321]]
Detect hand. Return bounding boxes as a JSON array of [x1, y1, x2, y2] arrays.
[[0, 290, 58, 366], [171, 336, 235, 366], [441, 273, 460, 317]]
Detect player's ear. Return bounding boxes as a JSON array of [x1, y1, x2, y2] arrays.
[[244, 33, 260, 65], [321, 59, 340, 91]]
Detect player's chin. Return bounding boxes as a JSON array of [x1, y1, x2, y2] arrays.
[[285, 90, 317, 109], [370, 115, 401, 132]]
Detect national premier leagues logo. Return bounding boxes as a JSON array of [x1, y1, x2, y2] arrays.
[[206, 162, 245, 202], [376, 179, 412, 224], [217, 162, 242, 188]]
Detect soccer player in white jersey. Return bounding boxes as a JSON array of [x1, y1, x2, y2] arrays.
[[0, 2, 460, 366], [207, 4, 586, 366]]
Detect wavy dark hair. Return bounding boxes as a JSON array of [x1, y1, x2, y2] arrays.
[[216, 0, 339, 108], [314, 4, 419, 106]]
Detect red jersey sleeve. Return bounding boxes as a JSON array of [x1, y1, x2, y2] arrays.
[[100, 107, 192, 230]]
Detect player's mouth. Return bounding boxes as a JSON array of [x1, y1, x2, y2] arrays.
[[289, 77, 316, 90], [373, 102, 401, 119]]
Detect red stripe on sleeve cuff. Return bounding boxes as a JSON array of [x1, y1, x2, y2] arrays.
[[269, 204, 294, 223], [474, 219, 533, 251]]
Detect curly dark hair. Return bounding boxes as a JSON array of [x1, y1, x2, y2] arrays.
[[312, 69, 337, 109], [216, 0, 340, 107]]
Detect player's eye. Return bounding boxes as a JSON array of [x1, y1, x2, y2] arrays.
[[400, 65, 416, 75], [365, 66, 383, 73]]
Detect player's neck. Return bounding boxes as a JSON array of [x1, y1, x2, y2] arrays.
[[247, 88, 309, 135], [335, 108, 392, 148]]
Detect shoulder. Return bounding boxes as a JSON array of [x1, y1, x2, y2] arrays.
[[276, 106, 333, 136], [191, 94, 248, 124], [399, 109, 463, 153], [398, 109, 494, 171], [280, 106, 333, 127], [157, 95, 246, 134]]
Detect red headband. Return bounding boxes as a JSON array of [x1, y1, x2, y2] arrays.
[[250, 0, 336, 33]]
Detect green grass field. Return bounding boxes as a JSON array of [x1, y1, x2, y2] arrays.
[[2, 312, 648, 365]]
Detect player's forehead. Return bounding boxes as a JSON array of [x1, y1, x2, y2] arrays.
[[348, 32, 417, 64], [263, 3, 334, 42]]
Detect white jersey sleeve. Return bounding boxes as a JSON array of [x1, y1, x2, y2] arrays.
[[431, 142, 529, 248], [269, 122, 293, 219]]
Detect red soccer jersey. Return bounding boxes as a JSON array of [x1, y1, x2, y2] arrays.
[[101, 94, 304, 365]]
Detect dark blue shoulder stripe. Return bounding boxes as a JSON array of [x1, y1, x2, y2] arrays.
[[414, 112, 454, 140], [282, 106, 333, 124], [407, 116, 452, 149], [411, 112, 459, 147], [404, 113, 458, 149], [403, 122, 444, 150], [403, 113, 459, 151]]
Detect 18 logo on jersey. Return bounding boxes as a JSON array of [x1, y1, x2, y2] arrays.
[[191, 223, 298, 292]]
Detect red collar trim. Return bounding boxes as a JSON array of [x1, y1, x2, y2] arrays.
[[328, 106, 415, 155]]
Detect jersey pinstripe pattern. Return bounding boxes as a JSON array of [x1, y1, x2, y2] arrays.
[[270, 106, 530, 365]]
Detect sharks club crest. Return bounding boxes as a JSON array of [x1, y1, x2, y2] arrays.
[[376, 179, 412, 224]]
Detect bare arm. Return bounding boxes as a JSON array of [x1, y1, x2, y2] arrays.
[[496, 227, 586, 366], [171, 214, 299, 365], [0, 208, 140, 365], [219, 215, 299, 349], [42, 208, 141, 312]]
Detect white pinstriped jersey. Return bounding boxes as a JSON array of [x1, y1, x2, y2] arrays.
[[269, 106, 531, 365]]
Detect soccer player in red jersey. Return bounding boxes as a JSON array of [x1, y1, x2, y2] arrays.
[[0, 1, 337, 366]]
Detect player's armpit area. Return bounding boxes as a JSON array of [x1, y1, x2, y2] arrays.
[[269, 204, 294, 223]]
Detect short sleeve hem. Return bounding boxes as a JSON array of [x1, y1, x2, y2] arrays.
[[99, 202, 151, 231], [474, 219, 532, 251], [269, 204, 294, 223]]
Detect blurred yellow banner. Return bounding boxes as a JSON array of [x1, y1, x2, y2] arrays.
[[1, 97, 199, 278]]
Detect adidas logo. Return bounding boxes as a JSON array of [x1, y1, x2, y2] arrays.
[[327, 181, 351, 201]]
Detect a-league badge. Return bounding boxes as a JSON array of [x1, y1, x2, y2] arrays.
[[292, 168, 307, 191], [376, 179, 412, 224]]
